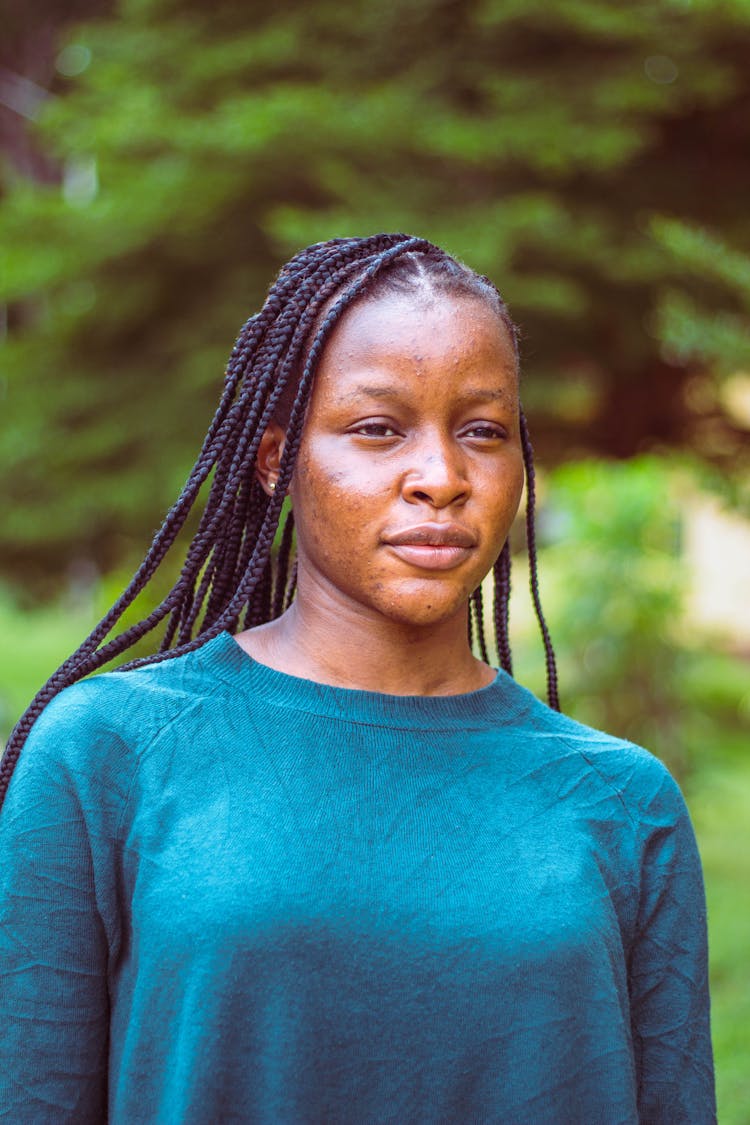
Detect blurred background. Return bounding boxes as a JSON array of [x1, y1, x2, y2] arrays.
[[1, 0, 748, 1115]]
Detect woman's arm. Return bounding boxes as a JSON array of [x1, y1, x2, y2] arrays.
[[0, 691, 125, 1122], [629, 767, 716, 1124]]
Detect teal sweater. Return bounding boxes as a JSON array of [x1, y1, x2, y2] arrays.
[[0, 631, 715, 1123]]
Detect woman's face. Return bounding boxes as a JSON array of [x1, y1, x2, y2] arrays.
[[288, 290, 525, 631]]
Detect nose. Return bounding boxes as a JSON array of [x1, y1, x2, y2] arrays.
[[402, 436, 469, 509]]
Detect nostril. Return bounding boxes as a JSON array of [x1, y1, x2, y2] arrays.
[[413, 491, 431, 502]]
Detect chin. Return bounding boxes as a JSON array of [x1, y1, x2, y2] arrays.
[[373, 588, 472, 630]]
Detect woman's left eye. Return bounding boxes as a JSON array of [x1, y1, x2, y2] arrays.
[[463, 424, 505, 440]]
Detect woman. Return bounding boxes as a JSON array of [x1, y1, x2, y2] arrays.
[[0, 235, 714, 1123]]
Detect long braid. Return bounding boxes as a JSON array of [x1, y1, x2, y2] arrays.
[[493, 540, 513, 675], [1, 233, 559, 809], [284, 560, 298, 612], [471, 585, 490, 664], [273, 511, 296, 620], [520, 410, 560, 711]]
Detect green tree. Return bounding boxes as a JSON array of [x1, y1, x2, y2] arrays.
[[2, 0, 750, 592]]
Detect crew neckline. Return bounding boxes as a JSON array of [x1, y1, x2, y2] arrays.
[[197, 629, 528, 729]]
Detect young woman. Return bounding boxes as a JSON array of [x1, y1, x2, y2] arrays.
[[0, 235, 714, 1123]]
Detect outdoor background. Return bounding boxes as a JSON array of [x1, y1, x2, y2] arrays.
[[1, 0, 748, 1117]]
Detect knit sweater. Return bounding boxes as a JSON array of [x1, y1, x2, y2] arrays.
[[0, 631, 715, 1123]]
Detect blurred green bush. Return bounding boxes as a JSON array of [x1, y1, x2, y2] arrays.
[[496, 457, 748, 779], [541, 456, 688, 768]]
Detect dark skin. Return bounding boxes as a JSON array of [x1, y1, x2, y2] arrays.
[[236, 291, 524, 696]]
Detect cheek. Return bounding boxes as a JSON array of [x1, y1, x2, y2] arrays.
[[290, 455, 378, 555], [487, 457, 524, 519]]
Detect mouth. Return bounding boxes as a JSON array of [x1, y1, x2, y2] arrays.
[[384, 524, 477, 571]]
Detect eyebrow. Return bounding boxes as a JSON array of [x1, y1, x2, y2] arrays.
[[337, 384, 511, 405]]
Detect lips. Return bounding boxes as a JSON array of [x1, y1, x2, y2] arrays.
[[384, 524, 477, 571], [386, 524, 476, 548]]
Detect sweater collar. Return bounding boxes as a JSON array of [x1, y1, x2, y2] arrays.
[[198, 630, 532, 730]]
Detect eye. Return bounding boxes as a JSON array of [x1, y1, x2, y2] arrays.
[[350, 421, 401, 438], [462, 423, 507, 440]]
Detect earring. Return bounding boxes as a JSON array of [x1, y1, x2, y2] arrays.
[[269, 481, 277, 492]]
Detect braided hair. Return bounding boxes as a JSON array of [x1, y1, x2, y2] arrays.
[[0, 234, 559, 810]]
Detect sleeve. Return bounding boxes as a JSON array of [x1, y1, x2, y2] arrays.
[[0, 692, 124, 1123], [629, 765, 716, 1124]]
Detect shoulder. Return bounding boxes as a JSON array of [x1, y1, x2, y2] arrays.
[[6, 641, 222, 806], [501, 675, 689, 831], [36, 641, 209, 734]]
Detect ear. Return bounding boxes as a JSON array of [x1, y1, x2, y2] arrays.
[[254, 420, 287, 496]]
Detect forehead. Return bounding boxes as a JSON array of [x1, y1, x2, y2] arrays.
[[314, 291, 518, 394]]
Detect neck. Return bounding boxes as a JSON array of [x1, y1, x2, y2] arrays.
[[235, 585, 494, 697]]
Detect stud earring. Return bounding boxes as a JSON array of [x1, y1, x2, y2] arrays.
[[269, 481, 276, 492]]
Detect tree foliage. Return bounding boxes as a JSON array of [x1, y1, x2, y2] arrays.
[[2, 0, 750, 591]]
